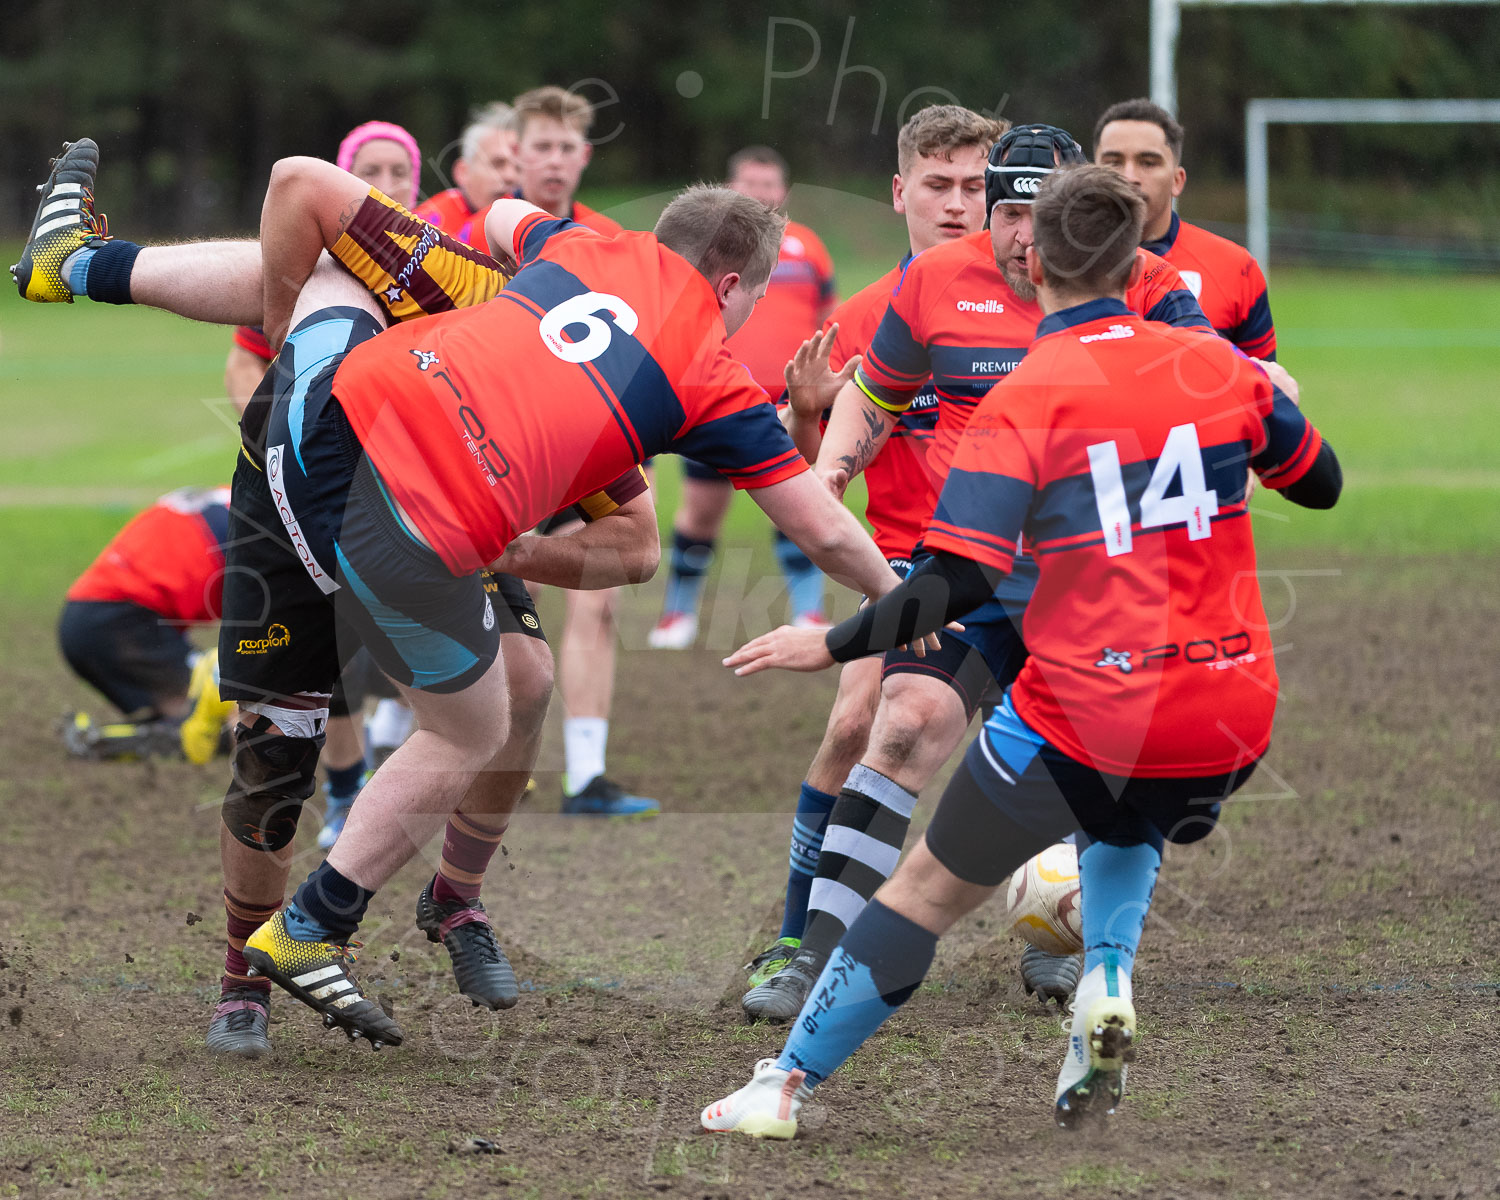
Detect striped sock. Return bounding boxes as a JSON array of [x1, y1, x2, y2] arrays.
[[799, 764, 918, 963], [779, 782, 837, 940], [222, 889, 277, 996], [432, 811, 510, 904]]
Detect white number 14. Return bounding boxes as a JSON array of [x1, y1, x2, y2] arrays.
[[1086, 423, 1219, 557]]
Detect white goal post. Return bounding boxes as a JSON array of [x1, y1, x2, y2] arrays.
[[1244, 98, 1500, 270], [1150, 0, 1499, 119]]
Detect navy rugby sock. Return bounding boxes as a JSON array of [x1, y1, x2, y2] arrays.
[[285, 861, 373, 943], [661, 529, 715, 616], [778, 782, 837, 941]]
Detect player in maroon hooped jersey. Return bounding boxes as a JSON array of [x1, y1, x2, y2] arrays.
[[704, 163, 1341, 1139]]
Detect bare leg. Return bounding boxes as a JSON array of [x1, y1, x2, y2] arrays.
[[676, 477, 734, 540], [804, 655, 883, 794], [259, 157, 374, 348], [560, 587, 619, 723], [128, 241, 266, 325]]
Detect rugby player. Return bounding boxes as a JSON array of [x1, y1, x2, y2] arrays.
[[58, 487, 236, 764], [737, 105, 1007, 994], [224, 121, 426, 848], [14, 141, 908, 1055], [703, 163, 1341, 1138], [415, 101, 520, 245], [741, 124, 1213, 1022], [650, 146, 838, 649], [1094, 98, 1276, 357]]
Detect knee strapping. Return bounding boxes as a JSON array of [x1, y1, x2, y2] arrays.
[[221, 718, 324, 851]]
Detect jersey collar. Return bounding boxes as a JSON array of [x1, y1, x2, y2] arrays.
[[1141, 210, 1180, 257], [1036, 296, 1134, 337]]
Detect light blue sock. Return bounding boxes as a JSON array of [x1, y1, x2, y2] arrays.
[[1079, 841, 1162, 977], [774, 530, 825, 618], [775, 899, 936, 1086], [64, 244, 101, 294], [283, 899, 340, 943]]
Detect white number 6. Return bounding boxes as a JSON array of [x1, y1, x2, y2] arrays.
[[538, 291, 640, 364]]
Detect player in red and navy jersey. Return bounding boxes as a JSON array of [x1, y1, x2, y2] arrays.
[[59, 487, 235, 763], [73, 154, 901, 1049], [742, 124, 1215, 1022], [650, 145, 840, 650], [1094, 98, 1276, 359], [704, 164, 1341, 1139], [414, 102, 520, 246], [736, 105, 1008, 998]]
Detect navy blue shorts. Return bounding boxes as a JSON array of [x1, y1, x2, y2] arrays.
[[923, 692, 1258, 887], [879, 555, 1033, 716], [681, 457, 729, 484], [219, 307, 543, 717], [57, 599, 194, 717]]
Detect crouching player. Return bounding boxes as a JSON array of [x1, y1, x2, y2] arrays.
[[702, 163, 1341, 1135]]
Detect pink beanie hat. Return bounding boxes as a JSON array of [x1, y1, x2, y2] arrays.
[[337, 121, 421, 179]]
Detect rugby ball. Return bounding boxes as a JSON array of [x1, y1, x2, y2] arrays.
[[1003, 843, 1083, 955]]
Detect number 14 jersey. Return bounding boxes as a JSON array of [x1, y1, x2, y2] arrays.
[[333, 212, 807, 573], [925, 298, 1324, 777]]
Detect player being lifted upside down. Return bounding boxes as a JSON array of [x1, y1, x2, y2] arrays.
[[14, 137, 909, 1055], [703, 162, 1341, 1137]]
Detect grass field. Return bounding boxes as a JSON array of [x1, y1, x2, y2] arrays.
[[0, 256, 1497, 1198]]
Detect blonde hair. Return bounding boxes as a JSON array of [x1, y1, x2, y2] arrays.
[[654, 184, 787, 288], [512, 86, 594, 139], [897, 105, 1010, 175]]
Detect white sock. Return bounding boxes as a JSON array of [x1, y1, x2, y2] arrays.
[[367, 698, 415, 750], [564, 717, 608, 795]]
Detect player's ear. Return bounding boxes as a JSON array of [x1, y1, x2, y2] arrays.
[[1173, 164, 1186, 199], [581, 141, 594, 168], [715, 271, 743, 308], [891, 173, 905, 214]]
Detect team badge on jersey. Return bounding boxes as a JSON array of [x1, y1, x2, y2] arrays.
[[410, 349, 440, 371]]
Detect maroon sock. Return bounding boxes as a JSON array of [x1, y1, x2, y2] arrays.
[[222, 889, 277, 997], [433, 812, 510, 904]]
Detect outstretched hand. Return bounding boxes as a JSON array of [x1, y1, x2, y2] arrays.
[[724, 626, 835, 676], [784, 325, 860, 420]]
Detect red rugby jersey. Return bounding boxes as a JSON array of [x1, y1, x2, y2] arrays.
[[413, 188, 485, 248], [332, 212, 807, 574], [926, 298, 1323, 776], [855, 231, 1210, 514], [822, 259, 937, 560], [728, 220, 835, 400], [1145, 214, 1276, 359], [68, 487, 233, 623]]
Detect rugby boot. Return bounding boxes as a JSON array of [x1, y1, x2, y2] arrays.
[[61, 711, 182, 760], [1055, 958, 1135, 1129], [741, 949, 822, 1023], [745, 936, 800, 988], [12, 138, 108, 302], [414, 878, 519, 1010], [204, 986, 271, 1058], [1020, 944, 1083, 1007], [180, 650, 235, 765], [242, 911, 403, 1048], [701, 1058, 813, 1139], [560, 775, 660, 817], [647, 610, 697, 650]]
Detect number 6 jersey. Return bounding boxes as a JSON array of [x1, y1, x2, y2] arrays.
[[331, 211, 808, 574], [924, 296, 1324, 777]]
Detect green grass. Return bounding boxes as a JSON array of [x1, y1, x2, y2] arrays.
[[2, 246, 1495, 559]]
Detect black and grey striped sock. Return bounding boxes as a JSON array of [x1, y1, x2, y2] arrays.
[[797, 763, 919, 964]]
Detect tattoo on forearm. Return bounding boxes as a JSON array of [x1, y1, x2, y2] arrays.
[[836, 406, 889, 479]]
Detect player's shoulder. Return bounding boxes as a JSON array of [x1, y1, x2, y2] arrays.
[[834, 264, 903, 320], [1173, 218, 1256, 267], [895, 232, 993, 303], [572, 201, 624, 236]]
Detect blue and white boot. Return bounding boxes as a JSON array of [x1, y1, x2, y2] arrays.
[[1055, 957, 1135, 1128]]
